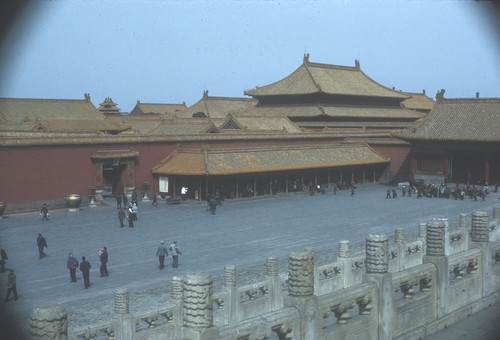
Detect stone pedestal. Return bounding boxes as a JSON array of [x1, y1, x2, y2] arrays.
[[183, 273, 219, 339], [363, 234, 392, 340], [30, 303, 68, 340], [284, 249, 320, 340], [113, 288, 134, 340]]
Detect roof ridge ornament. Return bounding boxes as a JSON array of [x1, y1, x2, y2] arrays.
[[84, 93, 91, 101], [303, 53, 310, 64], [203, 90, 209, 99], [436, 89, 446, 102], [355, 59, 360, 69]]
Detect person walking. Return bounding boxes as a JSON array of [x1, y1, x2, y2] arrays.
[[99, 247, 109, 277], [128, 203, 134, 228], [0, 246, 7, 273], [386, 188, 391, 199], [118, 209, 125, 228], [4, 269, 18, 301], [122, 192, 128, 208], [152, 191, 158, 207], [40, 203, 49, 220], [116, 194, 122, 209], [37, 233, 48, 259], [156, 241, 168, 270], [131, 189, 138, 205], [169, 241, 182, 268], [79, 256, 91, 289], [67, 253, 79, 282]]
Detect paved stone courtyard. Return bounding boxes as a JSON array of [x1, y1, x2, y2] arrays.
[[1, 183, 500, 337]]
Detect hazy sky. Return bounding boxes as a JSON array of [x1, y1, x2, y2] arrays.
[[0, 0, 499, 113]]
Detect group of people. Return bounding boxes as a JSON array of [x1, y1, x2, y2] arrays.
[[117, 202, 138, 228], [156, 241, 182, 269], [385, 182, 491, 201], [66, 247, 108, 289]]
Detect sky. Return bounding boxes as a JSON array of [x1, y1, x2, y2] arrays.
[[0, 0, 499, 113]]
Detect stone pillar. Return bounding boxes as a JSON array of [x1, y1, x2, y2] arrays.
[[172, 276, 184, 326], [183, 273, 218, 339], [366, 234, 389, 274], [493, 206, 500, 222], [284, 249, 320, 340], [30, 303, 68, 340], [471, 210, 489, 242], [394, 228, 405, 271], [223, 265, 238, 323], [470, 210, 491, 297], [266, 256, 282, 310], [423, 218, 450, 317], [418, 223, 427, 254], [338, 240, 352, 287], [113, 288, 134, 340], [363, 234, 393, 340], [426, 218, 449, 256]]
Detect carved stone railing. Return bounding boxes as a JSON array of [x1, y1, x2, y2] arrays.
[[319, 282, 377, 339], [69, 321, 114, 340], [35, 207, 500, 340]]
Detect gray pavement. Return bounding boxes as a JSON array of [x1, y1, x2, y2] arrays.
[[1, 183, 500, 337]]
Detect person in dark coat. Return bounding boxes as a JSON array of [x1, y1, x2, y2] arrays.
[[118, 209, 125, 228], [99, 247, 108, 277], [40, 203, 49, 220], [156, 241, 168, 270], [386, 188, 391, 199], [4, 269, 18, 301], [66, 253, 79, 282], [131, 189, 138, 205], [79, 256, 91, 288], [0, 246, 7, 273], [37, 234, 48, 259], [122, 193, 128, 207], [116, 195, 122, 209]]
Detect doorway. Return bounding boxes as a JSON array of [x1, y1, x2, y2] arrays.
[[103, 164, 125, 194]]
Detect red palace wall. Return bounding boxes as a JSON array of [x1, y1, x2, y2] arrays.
[[1, 137, 390, 204], [372, 145, 412, 181], [0, 144, 176, 204]]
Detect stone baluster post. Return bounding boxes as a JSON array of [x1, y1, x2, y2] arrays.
[[423, 218, 450, 317], [223, 265, 238, 324], [30, 303, 68, 340], [471, 210, 491, 297], [113, 288, 134, 340], [493, 206, 500, 223], [266, 256, 282, 310], [493, 207, 500, 240], [172, 276, 184, 326], [284, 248, 320, 340], [338, 240, 353, 288], [394, 228, 405, 271], [418, 222, 427, 255], [363, 234, 393, 340], [183, 273, 219, 339], [459, 213, 469, 249]]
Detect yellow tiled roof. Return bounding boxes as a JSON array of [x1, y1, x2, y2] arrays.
[[176, 93, 257, 119], [394, 97, 500, 142], [401, 91, 435, 111], [152, 144, 389, 176], [0, 97, 126, 133], [244, 59, 409, 99]]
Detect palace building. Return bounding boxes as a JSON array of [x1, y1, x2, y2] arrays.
[[4, 55, 479, 212]]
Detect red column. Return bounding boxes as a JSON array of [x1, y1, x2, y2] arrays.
[[485, 157, 490, 185], [444, 155, 449, 182], [410, 155, 417, 179]]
